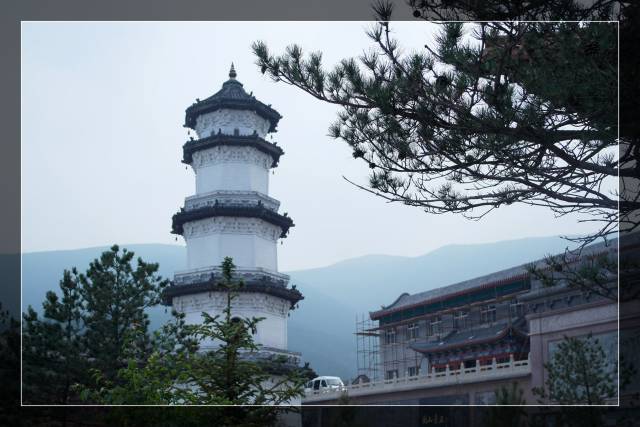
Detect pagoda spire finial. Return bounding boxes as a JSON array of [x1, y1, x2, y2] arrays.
[[229, 62, 237, 79]]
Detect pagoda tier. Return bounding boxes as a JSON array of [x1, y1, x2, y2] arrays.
[[183, 134, 284, 195], [184, 67, 281, 134], [165, 269, 302, 350], [172, 204, 293, 238], [170, 201, 293, 271], [162, 269, 304, 308]]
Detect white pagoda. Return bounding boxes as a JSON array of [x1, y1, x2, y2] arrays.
[[163, 64, 303, 363]]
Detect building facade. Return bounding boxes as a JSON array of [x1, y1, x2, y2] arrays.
[[372, 265, 530, 385], [304, 233, 639, 407], [162, 65, 303, 365]]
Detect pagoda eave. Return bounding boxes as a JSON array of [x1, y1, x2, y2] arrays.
[[162, 280, 304, 308], [185, 99, 282, 132], [182, 134, 284, 167], [171, 205, 294, 238]]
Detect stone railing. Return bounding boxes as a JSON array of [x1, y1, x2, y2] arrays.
[[184, 190, 280, 212], [303, 355, 531, 403], [245, 347, 302, 366], [174, 265, 290, 286]]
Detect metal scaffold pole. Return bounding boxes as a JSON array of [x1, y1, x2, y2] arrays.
[[355, 313, 379, 382]]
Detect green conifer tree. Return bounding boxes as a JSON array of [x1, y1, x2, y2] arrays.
[[21, 245, 168, 404], [79, 245, 169, 382], [533, 334, 616, 427], [252, 4, 634, 247], [85, 257, 305, 427], [0, 304, 20, 422], [22, 270, 87, 404]]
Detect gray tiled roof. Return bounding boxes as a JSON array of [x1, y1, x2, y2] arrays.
[[205, 78, 253, 102], [184, 73, 282, 132], [410, 322, 525, 354], [373, 237, 620, 316], [381, 264, 528, 313]]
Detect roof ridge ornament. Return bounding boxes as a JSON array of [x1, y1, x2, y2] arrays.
[[229, 62, 237, 79]]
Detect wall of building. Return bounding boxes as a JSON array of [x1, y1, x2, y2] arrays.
[[528, 299, 618, 396], [308, 376, 533, 406], [340, 237, 637, 407], [378, 295, 526, 380]]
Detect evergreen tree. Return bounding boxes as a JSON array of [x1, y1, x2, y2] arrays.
[[22, 270, 87, 404], [408, 0, 621, 21], [21, 245, 168, 404], [526, 248, 626, 302], [0, 304, 19, 423], [533, 334, 616, 426], [252, 4, 635, 247], [85, 257, 305, 427], [534, 334, 616, 405], [79, 245, 169, 382], [406, 1, 637, 154]]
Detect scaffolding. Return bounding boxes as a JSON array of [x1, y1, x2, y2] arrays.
[[355, 314, 424, 382], [356, 314, 437, 383], [355, 313, 380, 382], [379, 322, 424, 380]]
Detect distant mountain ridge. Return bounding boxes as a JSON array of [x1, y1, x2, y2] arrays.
[[16, 235, 578, 380]]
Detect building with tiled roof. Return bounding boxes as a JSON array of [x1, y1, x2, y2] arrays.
[[303, 232, 640, 409]]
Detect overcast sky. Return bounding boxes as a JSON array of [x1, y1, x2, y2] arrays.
[[21, 22, 601, 271]]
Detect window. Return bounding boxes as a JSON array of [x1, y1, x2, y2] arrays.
[[326, 378, 342, 386], [430, 316, 442, 336], [385, 370, 398, 380], [510, 299, 524, 318], [384, 328, 397, 345], [481, 305, 497, 323], [408, 366, 420, 377], [406, 323, 419, 340], [313, 380, 320, 390], [453, 311, 468, 329]]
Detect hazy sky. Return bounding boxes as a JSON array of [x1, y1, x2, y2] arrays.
[[21, 22, 601, 271]]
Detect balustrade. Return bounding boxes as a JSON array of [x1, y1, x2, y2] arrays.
[[303, 354, 531, 402]]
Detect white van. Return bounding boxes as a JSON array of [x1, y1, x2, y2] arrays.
[[305, 376, 345, 394]]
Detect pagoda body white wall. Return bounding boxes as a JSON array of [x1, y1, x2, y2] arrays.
[[173, 291, 289, 350], [192, 146, 271, 195], [194, 109, 271, 138], [183, 216, 279, 271]]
